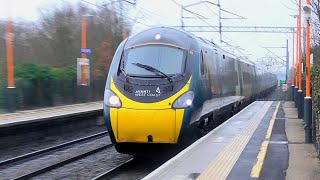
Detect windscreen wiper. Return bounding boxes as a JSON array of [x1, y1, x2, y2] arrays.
[[120, 56, 129, 82], [120, 66, 129, 82], [131, 63, 173, 83]]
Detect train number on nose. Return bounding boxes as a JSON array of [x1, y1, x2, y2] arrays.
[[156, 87, 161, 94]]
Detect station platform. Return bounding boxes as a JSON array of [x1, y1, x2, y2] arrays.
[[144, 101, 320, 180], [0, 101, 103, 128]]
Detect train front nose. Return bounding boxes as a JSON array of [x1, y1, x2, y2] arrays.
[[105, 79, 192, 144], [105, 86, 187, 144], [116, 108, 180, 143]]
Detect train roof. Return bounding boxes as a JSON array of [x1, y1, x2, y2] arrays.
[[126, 27, 276, 76], [125, 27, 194, 50]]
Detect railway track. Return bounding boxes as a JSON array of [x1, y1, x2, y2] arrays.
[[92, 158, 135, 180], [13, 144, 113, 180], [0, 131, 109, 167], [0, 131, 113, 180]]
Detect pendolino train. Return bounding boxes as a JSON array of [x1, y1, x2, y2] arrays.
[[103, 27, 277, 155]]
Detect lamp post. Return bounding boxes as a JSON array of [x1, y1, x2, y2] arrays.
[[297, 0, 303, 118], [294, 13, 299, 106], [6, 10, 16, 112], [303, 2, 312, 143], [81, 15, 93, 86], [80, 14, 93, 102], [291, 30, 295, 100], [290, 15, 298, 101], [81, 16, 87, 86]]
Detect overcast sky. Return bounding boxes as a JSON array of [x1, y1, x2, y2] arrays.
[[0, 0, 304, 79]]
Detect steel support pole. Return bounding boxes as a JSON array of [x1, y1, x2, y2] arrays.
[[80, 16, 88, 102], [286, 39, 289, 80], [297, 0, 303, 118], [181, 6, 184, 29], [294, 11, 299, 107], [6, 16, 16, 112], [304, 0, 312, 143], [81, 17, 87, 86], [218, 0, 222, 43], [298, 90, 303, 119], [295, 86, 298, 107], [304, 97, 312, 142], [298, 90, 303, 118], [291, 31, 295, 100], [291, 85, 295, 101]]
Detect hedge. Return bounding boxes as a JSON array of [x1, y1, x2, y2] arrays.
[[0, 63, 105, 112], [312, 64, 320, 156]]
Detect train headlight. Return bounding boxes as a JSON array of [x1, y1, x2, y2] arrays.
[[172, 91, 194, 109], [104, 89, 122, 108]]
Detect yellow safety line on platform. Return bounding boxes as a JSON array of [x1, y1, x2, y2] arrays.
[[197, 101, 273, 180], [250, 102, 281, 178]]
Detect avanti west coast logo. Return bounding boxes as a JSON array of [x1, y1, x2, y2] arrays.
[[135, 87, 161, 97]]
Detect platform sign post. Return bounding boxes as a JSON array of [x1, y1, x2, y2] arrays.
[[282, 84, 288, 92], [80, 48, 92, 55], [77, 58, 90, 86]]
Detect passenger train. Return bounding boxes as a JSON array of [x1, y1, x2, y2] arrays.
[[103, 27, 277, 155]]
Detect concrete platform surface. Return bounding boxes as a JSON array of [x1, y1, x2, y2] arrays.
[[0, 101, 103, 128], [284, 101, 320, 180], [143, 101, 277, 180], [144, 101, 320, 180]]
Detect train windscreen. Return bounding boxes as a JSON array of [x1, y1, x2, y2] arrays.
[[123, 45, 186, 77]]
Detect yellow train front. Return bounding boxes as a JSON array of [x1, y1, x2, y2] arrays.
[[103, 27, 277, 155], [104, 27, 196, 155]]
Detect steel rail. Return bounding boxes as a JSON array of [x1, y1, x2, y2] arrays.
[[91, 158, 135, 180], [0, 131, 108, 167], [13, 143, 114, 180]]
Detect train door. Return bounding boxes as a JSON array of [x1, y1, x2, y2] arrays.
[[237, 61, 243, 96], [234, 60, 241, 96], [246, 64, 254, 98], [212, 52, 222, 96], [252, 66, 257, 95], [200, 50, 211, 99]]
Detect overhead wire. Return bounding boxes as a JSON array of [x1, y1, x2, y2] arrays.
[[170, 0, 240, 47], [171, 0, 252, 59], [132, 1, 181, 24], [83, 0, 285, 70], [192, 1, 254, 61], [80, 0, 152, 27], [111, 0, 182, 26], [170, 0, 218, 29], [182, 0, 252, 60]]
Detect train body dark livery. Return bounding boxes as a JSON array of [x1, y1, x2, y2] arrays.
[[103, 27, 277, 154]]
